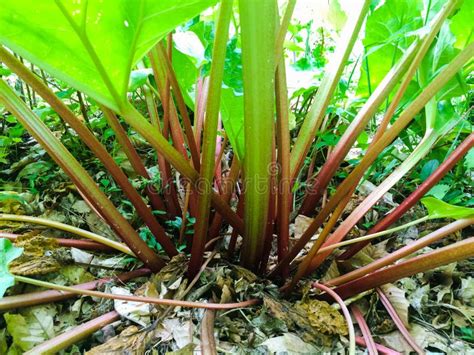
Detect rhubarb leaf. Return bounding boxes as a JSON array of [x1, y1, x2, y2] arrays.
[[4, 305, 57, 351], [0, 238, 23, 298], [0, 0, 218, 112], [357, 0, 423, 96], [421, 197, 474, 220], [450, 0, 474, 49]]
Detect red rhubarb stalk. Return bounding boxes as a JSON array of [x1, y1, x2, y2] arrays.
[[313, 283, 355, 355], [377, 288, 424, 355], [326, 218, 473, 287], [339, 133, 474, 259], [351, 304, 378, 355], [355, 337, 401, 355], [325, 237, 474, 300], [25, 311, 120, 355], [0, 268, 151, 311]]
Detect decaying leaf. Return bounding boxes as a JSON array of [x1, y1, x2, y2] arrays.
[[166, 342, 196, 355], [60, 265, 96, 284], [168, 319, 194, 349], [4, 305, 57, 352], [260, 333, 317, 354], [112, 286, 152, 327], [293, 214, 314, 241], [0, 191, 28, 214], [296, 299, 348, 336], [86, 326, 153, 355], [71, 248, 129, 269], [321, 260, 340, 283], [457, 277, 474, 306], [9, 256, 61, 276], [380, 283, 410, 328], [380, 323, 472, 354], [10, 233, 57, 255], [0, 329, 8, 354], [348, 239, 389, 268], [261, 296, 334, 344], [9, 233, 61, 275]]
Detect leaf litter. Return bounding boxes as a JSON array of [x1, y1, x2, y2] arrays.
[[0, 187, 473, 354]]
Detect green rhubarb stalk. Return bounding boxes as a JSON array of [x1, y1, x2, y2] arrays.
[[239, 0, 277, 270], [299, 39, 420, 215], [304, 53, 463, 274], [316, 216, 430, 255], [275, 56, 292, 273], [275, 0, 297, 65], [188, 0, 234, 277]]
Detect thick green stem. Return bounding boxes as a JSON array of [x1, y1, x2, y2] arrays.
[[275, 0, 296, 65], [275, 56, 291, 275], [239, 0, 277, 270], [188, 0, 233, 277]]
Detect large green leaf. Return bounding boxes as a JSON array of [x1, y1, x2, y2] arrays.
[[0, 238, 23, 298], [421, 21, 467, 102], [219, 36, 245, 159], [421, 197, 474, 220], [172, 45, 201, 110], [357, 0, 423, 96], [221, 87, 245, 159], [0, 0, 218, 112], [450, 0, 474, 49]]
